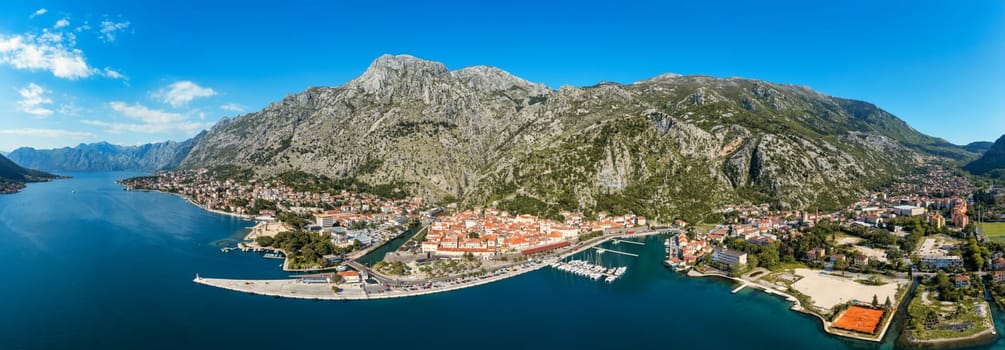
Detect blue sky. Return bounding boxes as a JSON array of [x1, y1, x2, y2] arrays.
[[1, 0, 1003, 151]]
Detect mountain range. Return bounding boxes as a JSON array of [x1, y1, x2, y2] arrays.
[[7, 136, 202, 173], [13, 55, 994, 221], [175, 54, 978, 221]]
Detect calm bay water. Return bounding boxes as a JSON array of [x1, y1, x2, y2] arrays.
[[2, 172, 1004, 349]]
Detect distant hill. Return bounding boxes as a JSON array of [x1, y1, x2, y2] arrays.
[[964, 141, 994, 155], [8, 134, 203, 172], [965, 135, 1005, 178], [0, 154, 62, 181], [0, 153, 64, 193]]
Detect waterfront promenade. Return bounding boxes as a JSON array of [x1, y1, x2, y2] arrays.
[[194, 257, 557, 300], [195, 229, 669, 300]]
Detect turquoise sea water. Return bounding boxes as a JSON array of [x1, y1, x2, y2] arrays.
[[1, 172, 1003, 349]]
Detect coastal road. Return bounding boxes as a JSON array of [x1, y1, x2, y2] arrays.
[[346, 228, 677, 288]]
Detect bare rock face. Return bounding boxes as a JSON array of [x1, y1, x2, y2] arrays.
[[181, 54, 972, 221]]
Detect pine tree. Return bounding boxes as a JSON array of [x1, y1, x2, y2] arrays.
[[884, 296, 892, 309], [872, 294, 879, 308]]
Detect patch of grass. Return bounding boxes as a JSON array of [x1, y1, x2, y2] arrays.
[[829, 232, 863, 245], [767, 261, 808, 272], [979, 222, 1005, 241], [693, 224, 716, 234], [855, 278, 888, 286]]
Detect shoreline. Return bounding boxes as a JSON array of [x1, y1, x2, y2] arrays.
[[685, 269, 894, 343], [903, 326, 997, 347], [899, 298, 998, 348], [195, 231, 670, 300], [133, 186, 419, 273], [193, 257, 558, 301], [124, 187, 255, 221]]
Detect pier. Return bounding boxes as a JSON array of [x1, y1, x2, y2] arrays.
[[593, 247, 639, 257], [612, 239, 644, 246], [732, 283, 747, 293]]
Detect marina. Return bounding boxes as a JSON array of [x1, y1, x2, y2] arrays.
[[551, 260, 628, 283]]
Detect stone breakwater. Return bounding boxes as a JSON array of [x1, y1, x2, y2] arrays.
[[193, 258, 556, 300]]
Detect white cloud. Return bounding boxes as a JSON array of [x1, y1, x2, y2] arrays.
[[16, 83, 54, 117], [58, 103, 82, 116], [102, 67, 126, 80], [220, 103, 245, 112], [153, 81, 217, 107], [75, 22, 91, 33], [87, 101, 211, 134], [29, 8, 47, 19], [99, 20, 130, 42], [54, 18, 70, 29], [109, 101, 186, 124], [0, 32, 95, 79], [83, 119, 209, 135], [0, 128, 93, 138]]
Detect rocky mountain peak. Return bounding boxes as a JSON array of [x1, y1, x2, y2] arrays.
[[349, 54, 449, 93], [635, 72, 683, 84], [451, 65, 550, 94]]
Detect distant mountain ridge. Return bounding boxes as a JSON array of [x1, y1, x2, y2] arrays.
[[964, 141, 994, 155], [965, 135, 1005, 178], [8, 134, 203, 172], [175, 54, 975, 221]]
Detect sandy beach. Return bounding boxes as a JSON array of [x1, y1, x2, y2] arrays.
[[790, 268, 899, 311]]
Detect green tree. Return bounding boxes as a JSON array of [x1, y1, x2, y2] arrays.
[[729, 263, 747, 276], [256, 236, 274, 247], [884, 296, 892, 309], [834, 257, 848, 271], [972, 252, 986, 272], [872, 294, 879, 308], [936, 270, 950, 288], [757, 244, 780, 268]]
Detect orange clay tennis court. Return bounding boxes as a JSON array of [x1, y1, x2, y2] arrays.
[[833, 306, 885, 334]]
